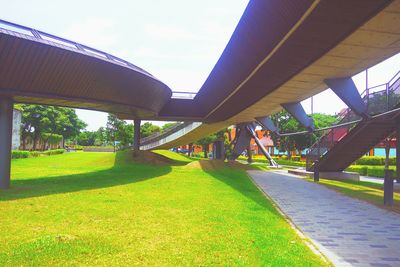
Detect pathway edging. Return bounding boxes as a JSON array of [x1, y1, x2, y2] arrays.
[[249, 170, 400, 267]]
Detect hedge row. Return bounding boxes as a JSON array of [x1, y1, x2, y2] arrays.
[[237, 156, 306, 167], [354, 156, 396, 166], [346, 165, 396, 178], [269, 155, 301, 161], [12, 149, 65, 159]]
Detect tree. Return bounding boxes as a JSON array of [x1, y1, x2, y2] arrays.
[[76, 131, 98, 146], [270, 111, 336, 157], [105, 114, 135, 148], [161, 122, 178, 132], [140, 122, 161, 137], [96, 127, 108, 146], [18, 104, 86, 150], [195, 135, 216, 158], [194, 128, 229, 158]]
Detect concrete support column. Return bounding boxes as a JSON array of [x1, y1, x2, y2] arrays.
[[133, 119, 141, 156], [188, 143, 193, 157], [397, 127, 400, 183], [314, 160, 320, 182], [384, 169, 394, 206], [247, 143, 252, 163], [213, 140, 224, 160], [0, 97, 14, 189]]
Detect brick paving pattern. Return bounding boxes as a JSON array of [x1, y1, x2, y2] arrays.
[[249, 170, 400, 267]]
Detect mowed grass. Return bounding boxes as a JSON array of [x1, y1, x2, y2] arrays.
[[310, 178, 400, 213], [0, 151, 327, 266]]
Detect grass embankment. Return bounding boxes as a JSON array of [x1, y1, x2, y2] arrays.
[[308, 178, 400, 213], [0, 151, 326, 266]]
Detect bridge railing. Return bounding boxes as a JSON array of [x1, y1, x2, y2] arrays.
[[141, 122, 189, 145], [306, 70, 400, 171], [0, 19, 151, 76], [140, 122, 202, 150], [171, 92, 197, 99]]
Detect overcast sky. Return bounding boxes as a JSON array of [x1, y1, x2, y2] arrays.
[[1, 0, 399, 130]]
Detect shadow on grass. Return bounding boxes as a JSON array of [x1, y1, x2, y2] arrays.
[[196, 160, 279, 213], [0, 151, 172, 201]]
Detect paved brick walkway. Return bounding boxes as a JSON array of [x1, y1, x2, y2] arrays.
[[249, 170, 400, 267]]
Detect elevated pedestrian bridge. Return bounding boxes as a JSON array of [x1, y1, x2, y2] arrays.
[[1, 0, 400, 188]]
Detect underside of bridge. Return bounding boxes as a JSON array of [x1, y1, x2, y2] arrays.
[[135, 0, 400, 152], [1, 0, 400, 188]]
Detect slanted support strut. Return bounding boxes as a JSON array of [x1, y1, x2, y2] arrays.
[[256, 116, 280, 134], [133, 119, 141, 156], [0, 97, 14, 189], [228, 123, 252, 160], [325, 77, 368, 118], [281, 102, 314, 132], [246, 123, 278, 167]]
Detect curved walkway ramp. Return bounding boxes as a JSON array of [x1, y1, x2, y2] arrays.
[[156, 0, 400, 124], [0, 20, 172, 118], [0, 20, 172, 188], [140, 122, 227, 151], [250, 170, 400, 267], [137, 0, 400, 150]]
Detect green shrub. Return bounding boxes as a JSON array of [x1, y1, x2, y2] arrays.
[[30, 151, 41, 157], [291, 156, 301, 162], [11, 151, 31, 159], [42, 149, 65, 156], [67, 145, 83, 150], [353, 156, 396, 166], [346, 165, 368, 176], [367, 166, 396, 178], [192, 152, 203, 158], [346, 165, 396, 178], [11, 149, 65, 159], [275, 159, 306, 167]]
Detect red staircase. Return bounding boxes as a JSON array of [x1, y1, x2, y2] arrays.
[[306, 71, 400, 172]]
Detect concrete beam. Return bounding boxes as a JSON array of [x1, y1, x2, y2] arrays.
[[281, 102, 314, 131], [325, 77, 368, 118], [0, 97, 13, 189], [256, 116, 279, 134]]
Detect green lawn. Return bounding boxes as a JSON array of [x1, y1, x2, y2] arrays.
[[309, 178, 400, 213], [0, 151, 327, 266]]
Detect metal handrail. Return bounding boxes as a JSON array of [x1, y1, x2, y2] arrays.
[[306, 70, 400, 170], [140, 122, 190, 145], [388, 70, 400, 87], [0, 19, 150, 76]]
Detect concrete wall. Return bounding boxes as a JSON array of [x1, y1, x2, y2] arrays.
[[12, 109, 21, 150]]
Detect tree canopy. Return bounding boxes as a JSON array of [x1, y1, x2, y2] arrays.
[[140, 122, 161, 138], [270, 111, 337, 157], [17, 104, 86, 150]]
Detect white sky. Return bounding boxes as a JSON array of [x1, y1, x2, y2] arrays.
[[1, 1, 399, 130]]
